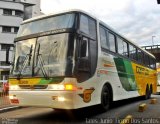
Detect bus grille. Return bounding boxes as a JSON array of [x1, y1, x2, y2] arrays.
[[19, 85, 48, 89]]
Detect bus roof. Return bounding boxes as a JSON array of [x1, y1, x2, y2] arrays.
[[22, 9, 155, 59]]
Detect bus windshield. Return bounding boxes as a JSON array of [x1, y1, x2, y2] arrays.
[[17, 13, 75, 37], [11, 33, 69, 77]]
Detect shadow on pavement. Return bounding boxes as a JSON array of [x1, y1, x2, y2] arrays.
[[17, 96, 147, 124]]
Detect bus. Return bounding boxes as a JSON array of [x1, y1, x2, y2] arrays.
[[8, 10, 157, 111]]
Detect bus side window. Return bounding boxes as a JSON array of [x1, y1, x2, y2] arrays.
[[144, 54, 150, 67], [137, 49, 144, 64], [117, 37, 128, 57], [108, 32, 116, 52], [129, 44, 137, 61], [149, 58, 155, 69], [80, 37, 88, 58], [77, 37, 90, 72], [99, 26, 109, 49]]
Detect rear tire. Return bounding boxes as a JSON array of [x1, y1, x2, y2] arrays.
[[144, 85, 151, 100], [99, 85, 112, 111], [150, 85, 153, 96]]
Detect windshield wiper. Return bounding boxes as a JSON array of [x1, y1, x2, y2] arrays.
[[17, 45, 33, 79], [35, 43, 48, 79]]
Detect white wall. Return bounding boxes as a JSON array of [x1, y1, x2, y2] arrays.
[[0, 16, 23, 26], [0, 9, 3, 15], [21, 0, 41, 19], [0, 33, 17, 44], [0, 1, 24, 11]]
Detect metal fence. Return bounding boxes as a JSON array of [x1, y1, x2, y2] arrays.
[[142, 45, 160, 50]]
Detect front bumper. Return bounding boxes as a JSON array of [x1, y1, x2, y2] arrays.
[[9, 90, 76, 109]]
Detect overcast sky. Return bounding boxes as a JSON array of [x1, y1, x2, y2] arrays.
[[41, 0, 160, 46]]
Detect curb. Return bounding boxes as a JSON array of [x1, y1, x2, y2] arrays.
[[0, 106, 21, 113]]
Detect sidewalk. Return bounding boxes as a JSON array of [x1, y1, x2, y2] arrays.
[[0, 93, 19, 113], [0, 93, 10, 108]]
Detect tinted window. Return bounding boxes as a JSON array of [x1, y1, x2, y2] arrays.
[[150, 58, 156, 69], [18, 13, 75, 37], [123, 41, 128, 57], [129, 44, 137, 60], [15, 10, 23, 17], [80, 14, 96, 39], [99, 26, 108, 49], [80, 37, 88, 58], [137, 49, 144, 64], [14, 27, 19, 33], [108, 32, 116, 52], [117, 37, 128, 57], [144, 54, 149, 66], [2, 26, 11, 33], [3, 9, 12, 15]]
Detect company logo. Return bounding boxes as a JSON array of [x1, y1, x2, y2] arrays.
[[79, 88, 95, 103], [136, 66, 149, 75]]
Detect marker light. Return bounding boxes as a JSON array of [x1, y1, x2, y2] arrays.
[[65, 84, 73, 90]]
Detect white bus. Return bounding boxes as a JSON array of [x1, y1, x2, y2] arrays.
[[9, 10, 157, 111]]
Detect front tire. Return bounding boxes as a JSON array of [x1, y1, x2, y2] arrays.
[[100, 85, 111, 111]]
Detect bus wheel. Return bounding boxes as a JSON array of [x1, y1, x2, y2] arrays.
[[100, 85, 111, 111], [150, 85, 153, 96], [144, 85, 150, 99]]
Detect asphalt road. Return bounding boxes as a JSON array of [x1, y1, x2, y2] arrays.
[[0, 95, 160, 124]]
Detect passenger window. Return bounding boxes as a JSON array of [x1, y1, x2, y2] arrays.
[[80, 37, 88, 58], [99, 26, 109, 49], [117, 37, 128, 57], [80, 14, 96, 39], [137, 49, 144, 64], [108, 33, 116, 52], [123, 41, 128, 57], [129, 45, 137, 60], [144, 54, 149, 66], [77, 37, 90, 73], [150, 58, 156, 69]]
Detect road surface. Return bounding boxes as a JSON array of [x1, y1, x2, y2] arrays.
[[0, 95, 160, 124]]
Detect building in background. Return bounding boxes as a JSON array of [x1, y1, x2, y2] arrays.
[[0, 0, 42, 82]]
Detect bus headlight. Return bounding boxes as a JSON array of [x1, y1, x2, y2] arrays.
[[49, 84, 77, 91], [10, 85, 19, 90], [49, 84, 65, 90]]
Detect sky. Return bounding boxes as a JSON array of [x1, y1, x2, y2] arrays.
[[41, 0, 160, 46]]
